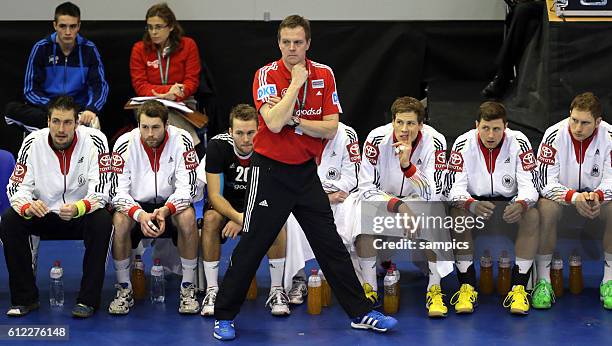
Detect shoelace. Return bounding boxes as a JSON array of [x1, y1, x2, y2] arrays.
[[427, 286, 444, 306], [216, 320, 233, 330], [503, 287, 530, 308], [266, 288, 289, 308], [534, 281, 556, 303], [289, 280, 306, 296], [450, 285, 476, 306], [204, 289, 218, 305]]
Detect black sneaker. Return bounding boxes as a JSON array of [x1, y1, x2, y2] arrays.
[[6, 302, 39, 317], [72, 303, 95, 318]]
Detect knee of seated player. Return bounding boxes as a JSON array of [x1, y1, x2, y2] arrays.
[[112, 211, 134, 238], [537, 198, 562, 225], [203, 208, 225, 235], [174, 207, 197, 236], [599, 201, 612, 221], [518, 207, 539, 236]]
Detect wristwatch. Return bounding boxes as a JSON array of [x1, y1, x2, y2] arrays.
[[289, 116, 301, 128]]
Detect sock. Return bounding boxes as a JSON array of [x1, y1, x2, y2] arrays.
[[427, 261, 441, 290], [359, 256, 378, 291], [456, 255, 475, 287], [114, 258, 131, 289], [536, 254, 553, 282], [181, 257, 197, 285], [204, 260, 219, 288], [604, 252, 612, 283], [512, 257, 533, 288], [268, 257, 286, 288]]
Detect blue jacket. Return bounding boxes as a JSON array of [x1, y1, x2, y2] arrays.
[[23, 33, 109, 114]]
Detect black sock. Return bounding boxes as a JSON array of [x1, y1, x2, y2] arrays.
[[457, 264, 477, 288], [511, 264, 532, 288]]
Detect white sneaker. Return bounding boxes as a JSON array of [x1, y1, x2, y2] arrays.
[[179, 283, 200, 314], [201, 287, 218, 316], [288, 278, 307, 305], [108, 283, 134, 315], [266, 287, 290, 316]]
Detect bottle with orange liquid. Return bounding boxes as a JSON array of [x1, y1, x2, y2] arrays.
[[479, 250, 494, 295], [497, 251, 512, 297], [307, 269, 322, 315], [246, 276, 258, 300], [131, 255, 146, 300], [569, 254, 583, 295], [550, 252, 564, 298], [319, 269, 332, 307], [383, 269, 399, 314]]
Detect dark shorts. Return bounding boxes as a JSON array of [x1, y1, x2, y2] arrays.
[[130, 202, 179, 249]]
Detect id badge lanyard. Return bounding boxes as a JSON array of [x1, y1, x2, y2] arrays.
[[157, 50, 171, 85]]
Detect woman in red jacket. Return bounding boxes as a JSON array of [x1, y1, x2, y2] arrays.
[[130, 3, 202, 145]]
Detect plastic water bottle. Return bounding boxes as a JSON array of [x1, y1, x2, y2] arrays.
[[550, 252, 564, 298], [569, 254, 583, 295], [319, 269, 332, 307], [383, 269, 399, 314], [479, 250, 494, 295], [150, 258, 165, 303], [391, 263, 401, 307], [497, 250, 512, 296], [131, 255, 146, 300], [307, 269, 322, 315], [49, 260, 64, 307]]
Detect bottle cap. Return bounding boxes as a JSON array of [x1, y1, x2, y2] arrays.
[[387, 268, 394, 274], [135, 255, 142, 260], [154, 258, 161, 266], [311, 269, 319, 276], [390, 263, 397, 270], [54, 260, 61, 267]]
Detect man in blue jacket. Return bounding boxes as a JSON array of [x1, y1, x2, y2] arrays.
[[4, 2, 108, 132]]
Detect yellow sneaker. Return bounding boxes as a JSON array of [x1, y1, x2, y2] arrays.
[[363, 283, 380, 307], [503, 285, 530, 315], [426, 284, 447, 317], [450, 284, 478, 314]]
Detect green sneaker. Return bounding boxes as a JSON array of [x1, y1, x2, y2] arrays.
[[600, 280, 612, 310], [532, 279, 555, 309]]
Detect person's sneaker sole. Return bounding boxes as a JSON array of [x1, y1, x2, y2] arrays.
[[455, 307, 473, 314], [510, 308, 529, 315], [213, 332, 235, 341], [428, 310, 447, 318], [201, 307, 214, 316], [350, 322, 388, 332], [271, 309, 291, 316]]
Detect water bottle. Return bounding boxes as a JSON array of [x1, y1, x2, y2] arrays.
[[307, 269, 322, 315], [479, 250, 494, 295], [383, 269, 399, 314], [391, 263, 401, 307], [550, 252, 564, 298], [497, 250, 512, 296], [131, 255, 146, 300], [319, 269, 332, 307], [569, 254, 583, 295], [49, 260, 64, 307], [150, 258, 165, 303]]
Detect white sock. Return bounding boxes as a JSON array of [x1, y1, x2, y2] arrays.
[[268, 257, 286, 288], [180, 257, 197, 285], [536, 254, 553, 282], [516, 257, 534, 274], [204, 260, 219, 288], [427, 261, 441, 290], [359, 256, 378, 291], [114, 258, 131, 289], [456, 254, 473, 273], [604, 252, 612, 283]]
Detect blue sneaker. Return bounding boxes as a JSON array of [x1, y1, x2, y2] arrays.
[[351, 310, 398, 332], [213, 320, 236, 340]]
